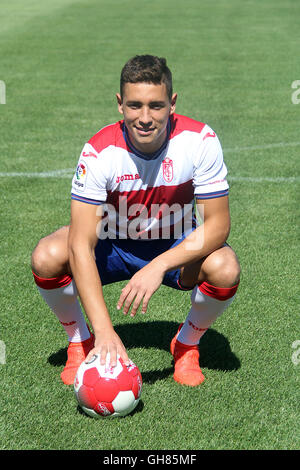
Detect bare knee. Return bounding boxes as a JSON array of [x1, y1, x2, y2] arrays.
[[31, 238, 59, 277], [202, 246, 241, 288], [31, 227, 70, 278]]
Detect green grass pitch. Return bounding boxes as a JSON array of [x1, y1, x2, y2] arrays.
[[0, 0, 299, 451]]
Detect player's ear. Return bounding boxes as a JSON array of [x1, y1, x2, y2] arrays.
[[169, 93, 177, 115], [116, 93, 123, 114]]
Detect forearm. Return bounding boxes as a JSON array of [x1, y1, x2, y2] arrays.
[[69, 244, 113, 335], [153, 217, 230, 273]]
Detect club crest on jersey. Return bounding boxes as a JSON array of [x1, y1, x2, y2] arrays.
[[162, 157, 173, 183]]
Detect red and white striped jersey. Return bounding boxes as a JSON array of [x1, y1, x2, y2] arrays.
[[71, 113, 229, 240]]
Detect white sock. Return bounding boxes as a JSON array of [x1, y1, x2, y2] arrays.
[[36, 280, 91, 343], [177, 282, 238, 346]]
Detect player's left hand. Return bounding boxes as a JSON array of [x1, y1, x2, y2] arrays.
[[117, 261, 165, 317]]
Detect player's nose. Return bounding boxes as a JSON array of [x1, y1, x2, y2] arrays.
[[138, 106, 152, 127]]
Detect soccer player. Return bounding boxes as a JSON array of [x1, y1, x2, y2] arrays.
[[31, 55, 240, 387]]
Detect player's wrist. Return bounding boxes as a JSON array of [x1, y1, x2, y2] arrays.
[[150, 256, 169, 274], [90, 315, 114, 336]]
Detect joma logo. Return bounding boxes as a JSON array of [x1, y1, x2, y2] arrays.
[[116, 173, 140, 184]]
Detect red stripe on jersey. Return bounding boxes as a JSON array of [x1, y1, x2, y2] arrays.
[[88, 121, 128, 154], [169, 114, 206, 139], [198, 281, 239, 301], [87, 114, 206, 155], [32, 271, 72, 290], [106, 179, 194, 210]]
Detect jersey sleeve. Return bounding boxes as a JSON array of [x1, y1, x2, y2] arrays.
[[71, 143, 108, 205], [193, 127, 229, 200]]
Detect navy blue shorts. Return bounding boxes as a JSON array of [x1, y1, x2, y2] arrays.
[[94, 237, 190, 291]]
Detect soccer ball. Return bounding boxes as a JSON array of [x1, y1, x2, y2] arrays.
[[74, 353, 142, 418]]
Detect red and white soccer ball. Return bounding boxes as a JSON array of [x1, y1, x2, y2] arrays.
[[74, 354, 142, 418]]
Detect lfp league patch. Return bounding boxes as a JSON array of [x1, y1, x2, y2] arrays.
[[74, 160, 87, 192]]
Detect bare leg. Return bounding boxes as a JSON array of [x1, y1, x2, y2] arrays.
[[171, 245, 240, 386], [31, 225, 70, 278], [31, 226, 93, 385], [180, 244, 241, 289]]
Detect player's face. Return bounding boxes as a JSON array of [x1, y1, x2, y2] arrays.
[[117, 82, 177, 154]]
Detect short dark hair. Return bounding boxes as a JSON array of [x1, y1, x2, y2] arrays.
[[120, 55, 173, 101]]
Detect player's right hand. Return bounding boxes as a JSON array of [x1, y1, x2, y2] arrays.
[[85, 328, 130, 368]]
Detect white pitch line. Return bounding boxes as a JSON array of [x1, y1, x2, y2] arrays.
[[223, 141, 300, 153], [0, 169, 74, 178], [0, 141, 299, 181], [229, 176, 300, 183], [0, 171, 298, 184]]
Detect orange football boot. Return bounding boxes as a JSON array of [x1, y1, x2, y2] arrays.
[[170, 323, 205, 386], [60, 328, 95, 385]]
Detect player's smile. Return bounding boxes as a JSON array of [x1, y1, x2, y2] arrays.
[[134, 125, 155, 135], [117, 82, 177, 154]]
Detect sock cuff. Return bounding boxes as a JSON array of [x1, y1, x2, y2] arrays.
[[188, 320, 208, 332], [175, 339, 199, 350], [198, 280, 239, 301], [32, 270, 73, 290]]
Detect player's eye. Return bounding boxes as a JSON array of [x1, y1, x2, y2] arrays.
[[127, 103, 141, 109], [150, 104, 164, 110]]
